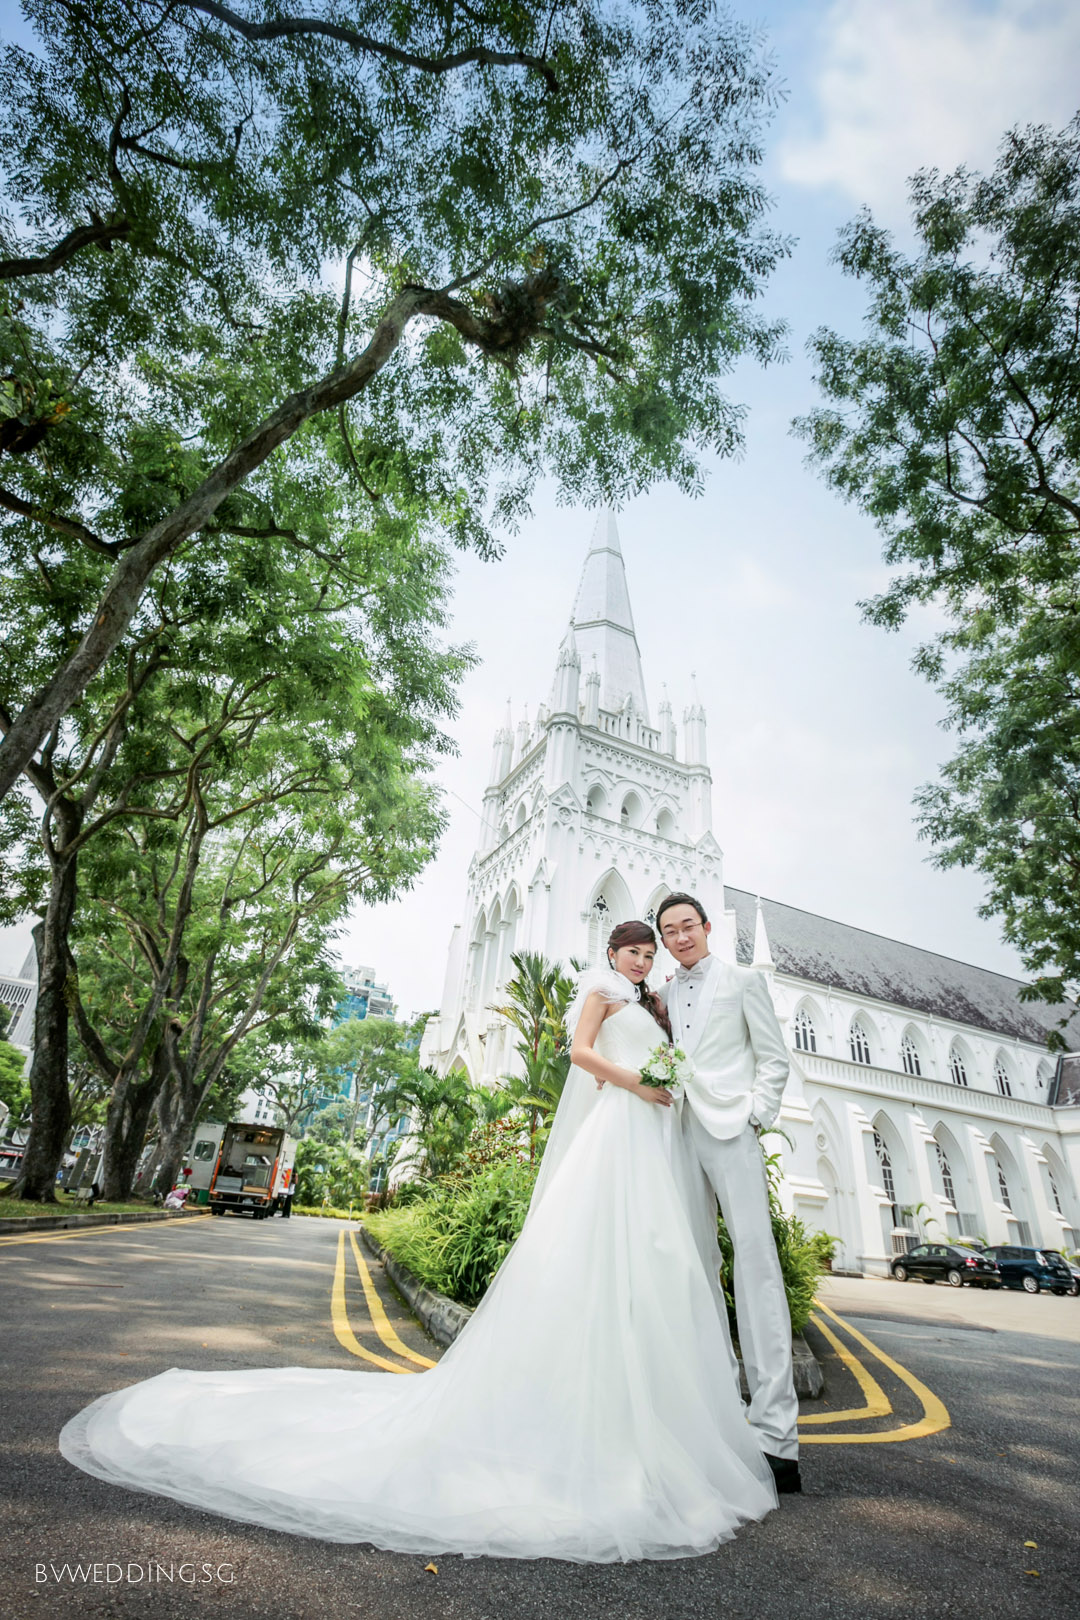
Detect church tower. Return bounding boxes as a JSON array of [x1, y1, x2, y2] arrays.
[[421, 514, 732, 1081]]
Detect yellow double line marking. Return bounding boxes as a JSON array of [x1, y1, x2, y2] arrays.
[[798, 1299, 950, 1444], [331, 1228, 436, 1373], [5, 1219, 946, 1446]]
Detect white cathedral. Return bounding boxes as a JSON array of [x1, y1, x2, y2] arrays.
[[420, 516, 1080, 1276]]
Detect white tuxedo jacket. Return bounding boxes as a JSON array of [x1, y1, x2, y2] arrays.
[[661, 957, 789, 1140]]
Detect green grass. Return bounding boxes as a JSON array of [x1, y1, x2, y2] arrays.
[[292, 1204, 366, 1220], [0, 1190, 166, 1219]]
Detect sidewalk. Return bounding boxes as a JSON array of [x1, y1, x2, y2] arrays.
[[817, 1271, 1080, 1344], [0, 1207, 205, 1236]]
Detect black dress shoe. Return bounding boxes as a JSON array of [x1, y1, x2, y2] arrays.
[[764, 1454, 802, 1493]]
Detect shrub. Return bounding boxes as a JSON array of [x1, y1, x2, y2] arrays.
[[366, 1159, 537, 1308], [369, 1140, 830, 1332]]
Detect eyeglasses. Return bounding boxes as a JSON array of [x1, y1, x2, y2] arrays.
[[660, 920, 704, 941]]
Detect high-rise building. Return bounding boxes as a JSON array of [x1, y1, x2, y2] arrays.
[[337, 964, 396, 1024]]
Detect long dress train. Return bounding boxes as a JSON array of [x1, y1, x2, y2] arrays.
[[59, 1000, 777, 1562]]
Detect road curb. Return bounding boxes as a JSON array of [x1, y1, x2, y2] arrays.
[[792, 1334, 825, 1398], [358, 1222, 473, 1347], [0, 1208, 205, 1235], [359, 1221, 824, 1394]]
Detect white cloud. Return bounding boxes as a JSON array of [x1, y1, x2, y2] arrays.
[[778, 0, 1080, 223]]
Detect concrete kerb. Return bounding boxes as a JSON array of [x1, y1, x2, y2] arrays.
[[358, 1220, 825, 1395], [0, 1208, 206, 1235], [359, 1222, 472, 1347]]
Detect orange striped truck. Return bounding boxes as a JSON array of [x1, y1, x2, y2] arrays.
[[208, 1124, 297, 1220]]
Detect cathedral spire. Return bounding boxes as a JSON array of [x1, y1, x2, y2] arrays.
[[568, 510, 649, 722]]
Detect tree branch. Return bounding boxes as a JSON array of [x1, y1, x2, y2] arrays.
[[0, 283, 427, 801], [177, 0, 559, 90], [65, 952, 120, 1084], [0, 485, 119, 557], [0, 219, 130, 282]]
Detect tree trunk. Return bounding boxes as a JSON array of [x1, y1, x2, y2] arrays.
[[135, 1084, 175, 1197], [149, 1069, 202, 1199], [9, 803, 81, 1201], [100, 1043, 171, 1201]]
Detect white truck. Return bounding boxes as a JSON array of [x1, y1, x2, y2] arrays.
[[207, 1123, 297, 1220]]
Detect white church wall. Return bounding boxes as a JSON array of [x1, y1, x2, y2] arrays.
[[421, 513, 1079, 1267], [791, 1027, 1076, 1264]]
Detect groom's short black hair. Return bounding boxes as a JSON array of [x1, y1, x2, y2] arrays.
[[655, 892, 708, 929]]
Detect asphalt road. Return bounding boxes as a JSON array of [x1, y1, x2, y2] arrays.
[[2, 1214, 1078, 1620]]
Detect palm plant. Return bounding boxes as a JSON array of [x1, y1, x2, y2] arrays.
[[493, 951, 582, 1161], [373, 1062, 482, 1180]]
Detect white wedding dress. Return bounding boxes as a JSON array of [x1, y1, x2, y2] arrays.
[[60, 984, 777, 1562]]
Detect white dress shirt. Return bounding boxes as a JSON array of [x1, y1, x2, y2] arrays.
[[672, 956, 717, 1049]]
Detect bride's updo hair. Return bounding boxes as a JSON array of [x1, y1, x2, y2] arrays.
[[606, 921, 673, 1042]]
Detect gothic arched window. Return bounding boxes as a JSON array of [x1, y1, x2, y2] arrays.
[[656, 808, 676, 839], [995, 1156, 1012, 1210], [588, 893, 611, 965], [794, 1008, 816, 1054], [873, 1128, 900, 1225], [935, 1143, 956, 1206], [900, 1032, 922, 1076], [948, 1044, 969, 1087], [994, 1058, 1013, 1098], [849, 1019, 871, 1066]]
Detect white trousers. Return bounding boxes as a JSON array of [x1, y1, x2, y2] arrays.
[[682, 1107, 800, 1460]]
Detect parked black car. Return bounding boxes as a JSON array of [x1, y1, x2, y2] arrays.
[[1051, 1255, 1080, 1296], [1041, 1252, 1080, 1296], [981, 1245, 1074, 1295], [891, 1243, 1002, 1288]]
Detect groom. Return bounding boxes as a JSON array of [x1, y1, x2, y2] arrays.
[[656, 892, 801, 1493]]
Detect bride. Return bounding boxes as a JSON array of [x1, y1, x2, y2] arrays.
[[60, 920, 777, 1562]]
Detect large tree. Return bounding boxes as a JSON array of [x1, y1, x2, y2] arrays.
[[795, 116, 1080, 1021], [0, 0, 786, 799], [1, 514, 457, 1199], [63, 694, 442, 1199], [313, 1014, 413, 1148]]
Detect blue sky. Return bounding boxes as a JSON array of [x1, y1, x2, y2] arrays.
[[3, 1, 1079, 1020], [349, 0, 1080, 1018]]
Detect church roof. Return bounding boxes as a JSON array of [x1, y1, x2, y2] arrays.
[[725, 886, 1080, 1051], [569, 512, 649, 720]]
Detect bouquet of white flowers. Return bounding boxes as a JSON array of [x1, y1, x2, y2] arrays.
[[638, 1044, 694, 1096]]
